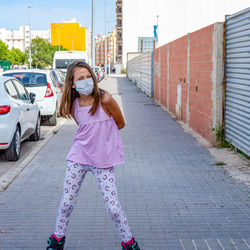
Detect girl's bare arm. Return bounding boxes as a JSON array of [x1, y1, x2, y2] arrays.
[[102, 92, 125, 129]]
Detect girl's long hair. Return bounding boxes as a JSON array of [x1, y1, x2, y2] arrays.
[[59, 60, 104, 118]]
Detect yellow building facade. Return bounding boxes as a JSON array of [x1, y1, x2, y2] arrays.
[[51, 22, 86, 51]]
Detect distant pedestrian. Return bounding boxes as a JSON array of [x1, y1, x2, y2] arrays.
[[46, 61, 140, 250]]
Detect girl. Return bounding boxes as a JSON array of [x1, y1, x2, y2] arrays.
[[47, 61, 140, 250]]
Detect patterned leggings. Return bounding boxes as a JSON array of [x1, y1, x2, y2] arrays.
[[54, 161, 132, 242]]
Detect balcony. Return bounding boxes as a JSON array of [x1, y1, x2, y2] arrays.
[[116, 1, 122, 7], [116, 12, 122, 18]]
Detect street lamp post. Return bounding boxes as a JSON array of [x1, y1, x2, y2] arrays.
[[57, 26, 64, 51], [53, 25, 64, 51], [72, 35, 78, 51], [67, 35, 78, 51], [58, 26, 61, 51], [27, 5, 33, 69]]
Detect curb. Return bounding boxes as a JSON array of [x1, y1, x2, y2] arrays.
[[0, 118, 67, 193]]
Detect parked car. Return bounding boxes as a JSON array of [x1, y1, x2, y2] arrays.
[[0, 76, 40, 161], [3, 69, 61, 125], [51, 69, 65, 92]]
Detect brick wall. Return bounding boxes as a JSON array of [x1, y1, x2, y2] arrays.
[[154, 23, 223, 144], [154, 47, 160, 102]]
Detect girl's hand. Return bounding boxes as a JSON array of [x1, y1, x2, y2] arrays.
[[101, 92, 125, 129]]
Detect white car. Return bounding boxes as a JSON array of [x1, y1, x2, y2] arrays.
[[3, 69, 61, 125], [0, 76, 40, 161]]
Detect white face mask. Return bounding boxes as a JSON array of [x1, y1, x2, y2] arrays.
[[74, 78, 94, 96]]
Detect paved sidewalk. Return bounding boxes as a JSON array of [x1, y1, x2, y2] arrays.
[[0, 118, 66, 184], [0, 76, 249, 249]]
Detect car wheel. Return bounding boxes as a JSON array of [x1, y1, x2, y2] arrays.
[[30, 115, 41, 141], [5, 126, 21, 161], [48, 111, 57, 126]]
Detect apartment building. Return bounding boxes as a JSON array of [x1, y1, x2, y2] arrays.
[[0, 26, 49, 52], [95, 30, 116, 69], [116, 0, 123, 71]]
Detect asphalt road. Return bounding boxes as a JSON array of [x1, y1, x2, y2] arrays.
[[0, 117, 65, 178]]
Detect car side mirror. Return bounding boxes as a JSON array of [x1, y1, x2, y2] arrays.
[[30, 92, 36, 104]]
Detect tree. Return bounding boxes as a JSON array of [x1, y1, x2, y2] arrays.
[[9, 48, 26, 68], [25, 37, 51, 68], [25, 37, 67, 69], [0, 40, 9, 60]]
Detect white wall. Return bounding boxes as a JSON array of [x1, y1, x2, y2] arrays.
[[123, 0, 250, 65], [32, 30, 50, 40], [0, 26, 50, 51]]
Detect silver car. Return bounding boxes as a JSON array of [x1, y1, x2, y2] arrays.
[[0, 76, 40, 161]]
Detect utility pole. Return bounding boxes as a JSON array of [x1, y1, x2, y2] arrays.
[[11, 29, 14, 49], [107, 22, 110, 75], [104, 0, 107, 75], [27, 5, 33, 69], [91, 0, 95, 67]]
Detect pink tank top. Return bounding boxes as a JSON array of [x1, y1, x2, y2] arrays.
[[66, 98, 124, 168]]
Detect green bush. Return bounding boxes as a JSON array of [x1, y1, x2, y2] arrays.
[[121, 68, 126, 74]]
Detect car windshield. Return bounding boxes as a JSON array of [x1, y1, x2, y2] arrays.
[[4, 72, 47, 87], [55, 59, 86, 69], [56, 59, 71, 69]]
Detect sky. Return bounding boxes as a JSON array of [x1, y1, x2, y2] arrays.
[[0, 0, 116, 34], [123, 0, 250, 64]]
